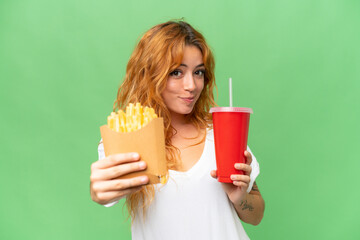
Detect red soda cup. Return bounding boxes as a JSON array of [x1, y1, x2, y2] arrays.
[[210, 107, 253, 183]]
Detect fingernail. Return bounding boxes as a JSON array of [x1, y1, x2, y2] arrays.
[[141, 176, 148, 183], [133, 153, 139, 159], [230, 175, 236, 180], [139, 161, 146, 169]]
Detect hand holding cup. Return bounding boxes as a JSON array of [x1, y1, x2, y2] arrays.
[[210, 150, 252, 205]]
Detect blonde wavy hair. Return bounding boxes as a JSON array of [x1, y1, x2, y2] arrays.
[[114, 20, 216, 221]]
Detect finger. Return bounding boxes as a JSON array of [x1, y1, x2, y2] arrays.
[[210, 170, 217, 179], [92, 152, 140, 170], [234, 163, 252, 176], [244, 151, 252, 165], [230, 174, 251, 183], [233, 181, 248, 189], [96, 186, 143, 204], [91, 161, 147, 181], [92, 176, 149, 192]]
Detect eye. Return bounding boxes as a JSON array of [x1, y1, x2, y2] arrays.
[[169, 70, 182, 77], [195, 69, 205, 77]]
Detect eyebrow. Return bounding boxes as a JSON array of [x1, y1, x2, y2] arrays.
[[180, 63, 205, 68]]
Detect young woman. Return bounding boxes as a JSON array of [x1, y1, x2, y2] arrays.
[[90, 20, 265, 239]]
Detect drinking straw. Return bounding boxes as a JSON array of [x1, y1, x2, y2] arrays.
[[229, 77, 233, 107]]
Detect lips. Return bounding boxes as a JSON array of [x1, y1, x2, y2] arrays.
[[179, 96, 195, 103]]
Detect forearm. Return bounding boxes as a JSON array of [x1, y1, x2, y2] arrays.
[[233, 184, 265, 225]]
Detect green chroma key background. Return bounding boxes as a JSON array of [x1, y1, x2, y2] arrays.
[[1, 0, 359, 239]]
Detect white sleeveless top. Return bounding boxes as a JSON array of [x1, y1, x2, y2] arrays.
[[98, 129, 260, 240]]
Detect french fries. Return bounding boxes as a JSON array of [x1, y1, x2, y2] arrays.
[[105, 103, 168, 184], [107, 103, 158, 133]]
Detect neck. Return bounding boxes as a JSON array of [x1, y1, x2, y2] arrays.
[[170, 112, 205, 141], [170, 112, 191, 131]]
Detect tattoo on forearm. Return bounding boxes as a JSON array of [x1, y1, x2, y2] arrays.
[[239, 200, 254, 211]]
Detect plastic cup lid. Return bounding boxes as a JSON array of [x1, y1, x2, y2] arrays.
[[210, 107, 253, 114]]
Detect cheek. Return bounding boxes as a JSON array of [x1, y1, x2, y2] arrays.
[[161, 81, 177, 102], [198, 79, 205, 92], [166, 80, 179, 93], [195, 80, 205, 102]]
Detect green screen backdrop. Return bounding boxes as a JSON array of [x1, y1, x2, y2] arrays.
[[1, 0, 359, 239]]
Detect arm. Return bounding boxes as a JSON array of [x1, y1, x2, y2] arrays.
[[210, 151, 265, 226], [232, 182, 265, 225]]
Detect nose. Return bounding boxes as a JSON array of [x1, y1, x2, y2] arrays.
[[183, 73, 196, 92]]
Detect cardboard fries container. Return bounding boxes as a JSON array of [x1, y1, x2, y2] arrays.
[[100, 118, 167, 184]]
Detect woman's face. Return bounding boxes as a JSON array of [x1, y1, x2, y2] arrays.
[[161, 45, 205, 119]]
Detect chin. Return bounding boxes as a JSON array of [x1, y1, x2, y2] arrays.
[[181, 105, 196, 114], [170, 106, 194, 116]]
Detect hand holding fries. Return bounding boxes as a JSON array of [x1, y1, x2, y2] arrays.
[[90, 152, 149, 205], [91, 103, 168, 205]]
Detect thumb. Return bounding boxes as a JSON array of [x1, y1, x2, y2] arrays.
[[210, 170, 217, 179]]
